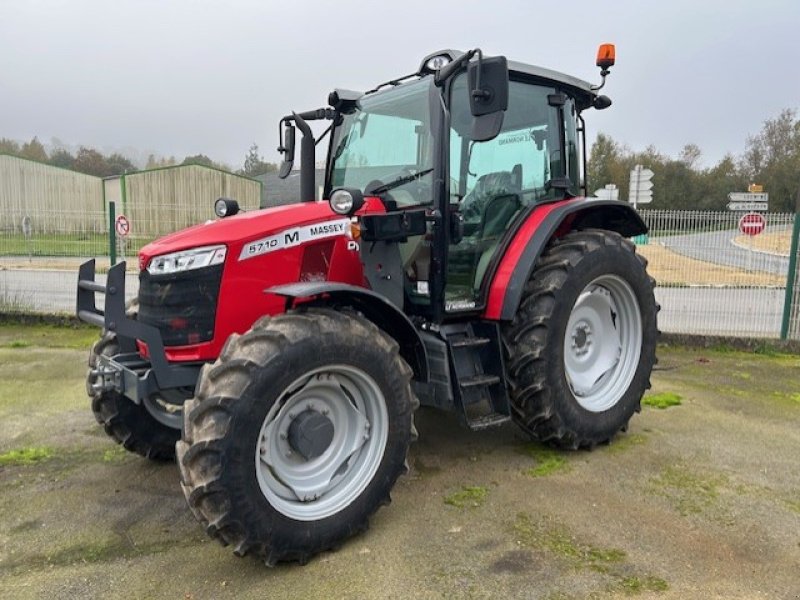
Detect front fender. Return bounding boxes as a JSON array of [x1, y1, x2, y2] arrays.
[[266, 282, 428, 383]]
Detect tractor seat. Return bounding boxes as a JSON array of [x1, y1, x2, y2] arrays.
[[452, 171, 522, 290]]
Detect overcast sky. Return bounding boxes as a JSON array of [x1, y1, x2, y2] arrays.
[[1, 0, 799, 170]]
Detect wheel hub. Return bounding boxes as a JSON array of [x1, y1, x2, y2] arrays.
[[571, 323, 592, 356], [287, 409, 335, 461], [255, 366, 388, 520], [563, 276, 642, 412]]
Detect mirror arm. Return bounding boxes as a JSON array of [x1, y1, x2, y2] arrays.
[[469, 49, 491, 101], [435, 48, 479, 86]]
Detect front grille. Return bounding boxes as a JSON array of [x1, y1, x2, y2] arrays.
[[137, 264, 223, 346]]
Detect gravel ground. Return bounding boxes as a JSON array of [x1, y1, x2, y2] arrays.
[[0, 325, 798, 599]]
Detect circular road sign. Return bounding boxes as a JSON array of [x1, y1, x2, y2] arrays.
[[115, 214, 131, 238], [738, 212, 766, 236]]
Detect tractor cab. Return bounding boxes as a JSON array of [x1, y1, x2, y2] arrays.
[[277, 49, 609, 323]]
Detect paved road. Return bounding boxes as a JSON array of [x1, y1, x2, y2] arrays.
[[1, 268, 788, 338], [0, 268, 139, 315], [659, 226, 790, 275], [655, 286, 785, 337]]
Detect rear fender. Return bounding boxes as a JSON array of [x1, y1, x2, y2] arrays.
[[484, 198, 647, 321], [266, 282, 429, 383]]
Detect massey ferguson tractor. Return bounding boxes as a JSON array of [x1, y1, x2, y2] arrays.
[[78, 45, 657, 565]]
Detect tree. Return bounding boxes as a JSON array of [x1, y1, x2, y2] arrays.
[[182, 154, 215, 168], [741, 109, 800, 211], [587, 133, 625, 192], [0, 138, 20, 155], [49, 149, 75, 170], [72, 147, 111, 177], [106, 152, 136, 175], [241, 143, 277, 178], [679, 144, 702, 170], [20, 137, 48, 162]]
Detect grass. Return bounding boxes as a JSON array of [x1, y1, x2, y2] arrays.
[[0, 285, 34, 313], [0, 446, 53, 466], [642, 392, 682, 409], [0, 233, 132, 257], [444, 485, 489, 508], [0, 322, 99, 350], [519, 443, 570, 477]]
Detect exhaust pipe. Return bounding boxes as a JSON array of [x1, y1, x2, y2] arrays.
[[293, 112, 316, 202]]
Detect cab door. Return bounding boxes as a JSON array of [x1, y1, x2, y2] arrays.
[[445, 75, 578, 313]]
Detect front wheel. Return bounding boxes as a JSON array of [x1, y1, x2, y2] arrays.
[[502, 230, 658, 449], [177, 308, 417, 565], [87, 331, 182, 460]]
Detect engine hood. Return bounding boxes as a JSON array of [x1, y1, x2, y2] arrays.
[[140, 202, 342, 261]]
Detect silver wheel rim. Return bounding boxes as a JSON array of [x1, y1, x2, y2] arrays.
[[142, 393, 183, 429], [563, 275, 642, 412], [255, 365, 388, 521]]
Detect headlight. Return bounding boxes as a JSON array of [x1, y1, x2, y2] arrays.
[[214, 197, 240, 218], [329, 187, 365, 216], [147, 245, 227, 275]]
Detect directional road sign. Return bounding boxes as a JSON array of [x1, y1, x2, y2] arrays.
[[727, 201, 769, 211], [629, 165, 654, 207], [738, 212, 766, 236], [728, 192, 768, 203]]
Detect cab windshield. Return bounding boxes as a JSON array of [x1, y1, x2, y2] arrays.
[[329, 78, 433, 207]]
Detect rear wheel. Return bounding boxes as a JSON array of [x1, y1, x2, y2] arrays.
[[502, 230, 657, 449], [177, 308, 417, 565]]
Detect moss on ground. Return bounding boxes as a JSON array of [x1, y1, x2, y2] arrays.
[[444, 485, 488, 508], [519, 443, 570, 477], [0, 446, 53, 466], [616, 575, 670, 594], [512, 513, 667, 595], [642, 392, 682, 409], [649, 464, 728, 516], [606, 433, 648, 454]]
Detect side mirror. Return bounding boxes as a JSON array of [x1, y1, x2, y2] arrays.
[[468, 56, 509, 142], [278, 124, 295, 179]]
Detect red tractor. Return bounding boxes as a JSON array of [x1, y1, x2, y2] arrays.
[[78, 46, 657, 565]]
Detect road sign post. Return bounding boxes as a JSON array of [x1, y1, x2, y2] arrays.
[[628, 165, 653, 208], [21, 215, 32, 261], [109, 201, 116, 266], [781, 188, 800, 339], [115, 214, 130, 262], [738, 212, 766, 273]]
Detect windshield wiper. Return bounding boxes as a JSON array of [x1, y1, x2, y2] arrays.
[[367, 168, 434, 195]]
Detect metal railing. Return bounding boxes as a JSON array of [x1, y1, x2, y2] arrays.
[[1, 202, 799, 340], [637, 210, 796, 338]]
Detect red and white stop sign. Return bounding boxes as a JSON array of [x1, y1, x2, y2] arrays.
[[738, 212, 766, 236]]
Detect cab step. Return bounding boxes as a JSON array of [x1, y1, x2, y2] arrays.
[[441, 321, 510, 430], [467, 412, 511, 431]]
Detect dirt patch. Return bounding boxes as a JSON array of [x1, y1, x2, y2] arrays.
[[636, 243, 785, 286], [1, 327, 799, 599], [733, 229, 793, 256]]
